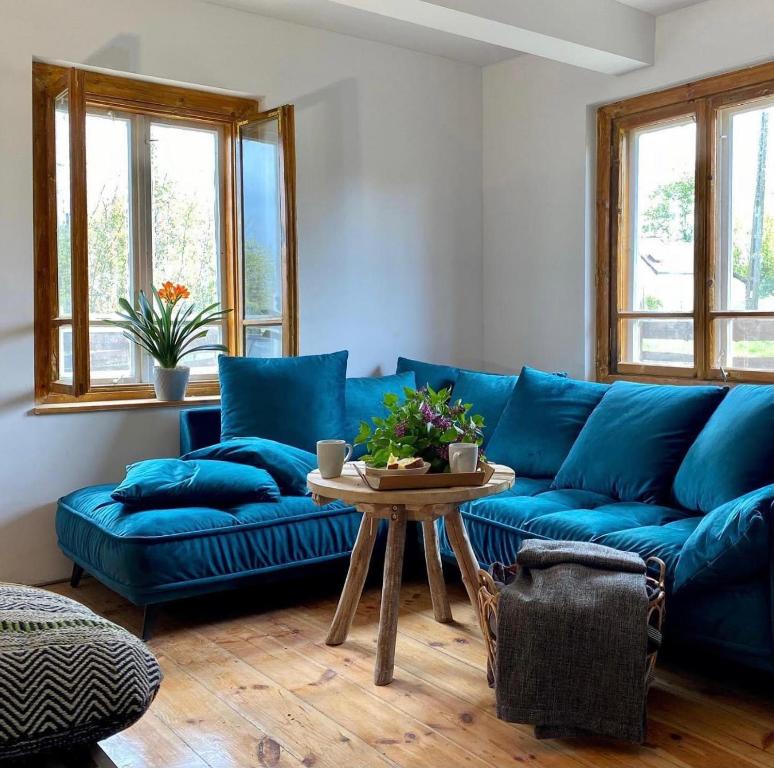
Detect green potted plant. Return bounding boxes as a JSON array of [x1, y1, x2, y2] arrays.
[[355, 386, 485, 473], [108, 282, 231, 401]]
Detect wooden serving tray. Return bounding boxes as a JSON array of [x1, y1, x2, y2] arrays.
[[365, 461, 495, 491]]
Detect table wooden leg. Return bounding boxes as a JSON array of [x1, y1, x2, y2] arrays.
[[421, 518, 453, 623], [374, 508, 407, 686], [445, 508, 482, 617], [326, 513, 379, 646]]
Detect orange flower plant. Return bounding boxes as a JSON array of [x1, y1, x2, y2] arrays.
[[108, 283, 231, 369]]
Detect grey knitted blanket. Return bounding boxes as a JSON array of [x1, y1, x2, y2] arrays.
[[495, 540, 648, 743]]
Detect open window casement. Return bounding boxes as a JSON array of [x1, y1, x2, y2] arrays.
[[33, 62, 298, 410]]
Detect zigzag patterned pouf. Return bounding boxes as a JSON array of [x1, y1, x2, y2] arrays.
[[0, 583, 162, 761]]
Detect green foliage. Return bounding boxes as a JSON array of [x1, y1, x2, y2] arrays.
[[642, 174, 695, 243], [244, 241, 278, 316], [355, 386, 484, 473], [643, 295, 663, 310], [107, 288, 230, 369], [150, 144, 217, 309], [733, 215, 774, 307]]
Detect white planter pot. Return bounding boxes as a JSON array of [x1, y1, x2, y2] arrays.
[[153, 365, 190, 401]]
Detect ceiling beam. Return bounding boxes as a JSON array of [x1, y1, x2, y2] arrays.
[[328, 0, 655, 74]]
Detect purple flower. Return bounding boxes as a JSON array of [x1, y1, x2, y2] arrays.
[[420, 401, 436, 424], [435, 444, 449, 461], [394, 421, 408, 438], [432, 415, 452, 430]]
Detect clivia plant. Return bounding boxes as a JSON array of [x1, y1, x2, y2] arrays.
[[108, 281, 231, 400], [355, 386, 485, 472]]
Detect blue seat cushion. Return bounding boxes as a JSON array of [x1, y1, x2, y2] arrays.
[[111, 459, 280, 508], [345, 372, 416, 458], [553, 381, 726, 503], [438, 484, 616, 566], [673, 385, 774, 513], [219, 351, 348, 452], [674, 484, 774, 593], [486, 367, 608, 478], [396, 357, 459, 392], [451, 370, 517, 447], [56, 485, 361, 605], [524, 503, 688, 541], [596, 517, 703, 579]]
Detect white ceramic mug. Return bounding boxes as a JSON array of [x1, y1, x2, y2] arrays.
[[317, 439, 353, 479], [449, 442, 479, 473]]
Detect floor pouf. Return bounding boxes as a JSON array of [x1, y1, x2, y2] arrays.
[[0, 583, 162, 761]]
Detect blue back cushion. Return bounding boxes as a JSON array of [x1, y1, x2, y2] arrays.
[[485, 367, 608, 478], [674, 484, 774, 592], [553, 381, 726, 503], [180, 406, 222, 454], [112, 459, 280, 508], [673, 385, 774, 513], [396, 357, 459, 391], [345, 372, 416, 458], [183, 437, 317, 496], [219, 351, 348, 452], [451, 370, 517, 447]]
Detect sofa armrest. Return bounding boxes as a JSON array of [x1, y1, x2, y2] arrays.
[[179, 407, 222, 455]]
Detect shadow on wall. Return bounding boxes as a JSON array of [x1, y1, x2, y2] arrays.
[[84, 34, 141, 73], [0, 503, 70, 584], [292, 79, 364, 347]]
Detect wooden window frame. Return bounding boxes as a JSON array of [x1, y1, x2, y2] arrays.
[[597, 59, 774, 385], [33, 63, 298, 411]]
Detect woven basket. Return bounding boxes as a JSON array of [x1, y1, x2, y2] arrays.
[[476, 556, 667, 687]]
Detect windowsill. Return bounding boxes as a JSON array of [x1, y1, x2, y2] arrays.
[[32, 394, 220, 415]]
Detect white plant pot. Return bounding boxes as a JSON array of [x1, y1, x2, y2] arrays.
[[153, 365, 190, 401]]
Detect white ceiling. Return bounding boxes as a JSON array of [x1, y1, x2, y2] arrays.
[[206, 0, 706, 70], [617, 0, 705, 13], [206, 0, 516, 65]]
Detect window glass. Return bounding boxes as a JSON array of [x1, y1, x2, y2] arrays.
[[715, 99, 774, 312], [245, 326, 282, 358], [151, 122, 221, 308], [625, 118, 696, 313], [241, 118, 283, 320], [55, 90, 72, 319], [619, 318, 694, 367], [86, 111, 134, 384]]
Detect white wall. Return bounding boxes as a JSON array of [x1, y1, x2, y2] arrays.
[[0, 0, 482, 583], [482, 0, 774, 379]]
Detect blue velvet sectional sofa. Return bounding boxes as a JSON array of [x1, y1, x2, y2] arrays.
[[56, 355, 774, 674]]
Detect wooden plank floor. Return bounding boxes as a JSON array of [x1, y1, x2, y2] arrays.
[[48, 578, 774, 768]]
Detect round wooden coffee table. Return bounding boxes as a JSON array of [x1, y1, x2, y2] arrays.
[[308, 463, 515, 685]]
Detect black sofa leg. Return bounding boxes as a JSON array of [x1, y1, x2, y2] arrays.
[[70, 563, 84, 588], [141, 605, 157, 642]]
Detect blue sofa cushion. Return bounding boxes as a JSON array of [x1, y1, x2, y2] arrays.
[[596, 517, 703, 579], [524, 502, 688, 541], [345, 372, 416, 458], [486, 367, 608, 478], [57, 485, 361, 605], [112, 459, 280, 508], [674, 484, 774, 593], [553, 381, 726, 503], [673, 385, 774, 513], [451, 370, 517, 447], [219, 351, 348, 452], [396, 357, 458, 391], [182, 437, 316, 496]]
